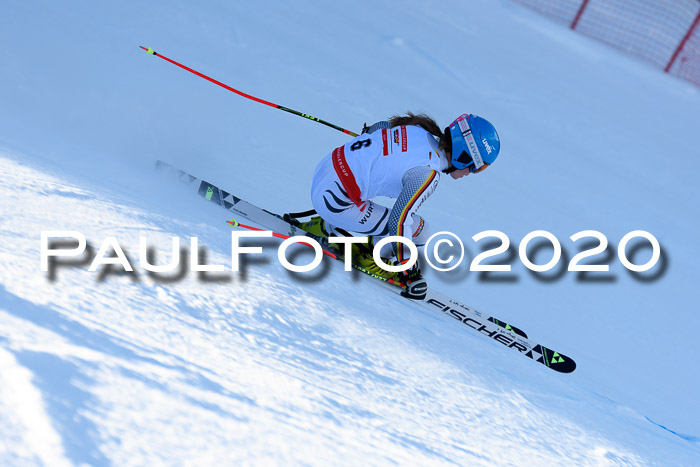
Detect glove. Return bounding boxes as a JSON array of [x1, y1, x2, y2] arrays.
[[397, 263, 428, 300]]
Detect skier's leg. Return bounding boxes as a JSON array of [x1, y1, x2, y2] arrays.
[[310, 157, 428, 277], [310, 156, 391, 236]]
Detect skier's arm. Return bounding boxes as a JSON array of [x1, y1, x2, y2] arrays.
[[386, 166, 440, 264]]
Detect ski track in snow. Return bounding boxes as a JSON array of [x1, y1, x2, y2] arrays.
[[0, 346, 71, 467]]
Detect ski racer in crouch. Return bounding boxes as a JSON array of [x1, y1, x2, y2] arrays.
[[295, 112, 500, 300]]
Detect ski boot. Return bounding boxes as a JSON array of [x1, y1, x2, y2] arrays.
[[285, 214, 341, 252], [292, 215, 330, 238], [350, 240, 399, 281]]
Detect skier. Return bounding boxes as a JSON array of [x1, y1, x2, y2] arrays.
[[296, 112, 500, 300]]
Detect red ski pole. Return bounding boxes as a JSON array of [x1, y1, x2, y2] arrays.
[[140, 46, 359, 137]]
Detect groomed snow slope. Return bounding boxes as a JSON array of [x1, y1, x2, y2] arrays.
[[1, 0, 699, 464]]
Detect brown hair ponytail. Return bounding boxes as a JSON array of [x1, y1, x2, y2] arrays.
[[388, 112, 451, 154]]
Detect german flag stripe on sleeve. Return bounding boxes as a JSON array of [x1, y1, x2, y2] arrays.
[[396, 169, 438, 263]]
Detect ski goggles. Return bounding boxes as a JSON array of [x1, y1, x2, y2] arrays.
[[449, 114, 487, 173]]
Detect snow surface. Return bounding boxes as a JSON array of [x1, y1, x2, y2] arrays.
[[1, 0, 699, 464]]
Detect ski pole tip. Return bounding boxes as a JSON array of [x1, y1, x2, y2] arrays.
[[227, 219, 240, 227], [140, 45, 156, 55]]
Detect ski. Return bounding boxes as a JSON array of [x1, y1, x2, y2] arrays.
[[155, 160, 576, 373]]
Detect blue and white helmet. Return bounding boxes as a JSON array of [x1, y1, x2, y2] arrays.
[[448, 114, 500, 173]]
